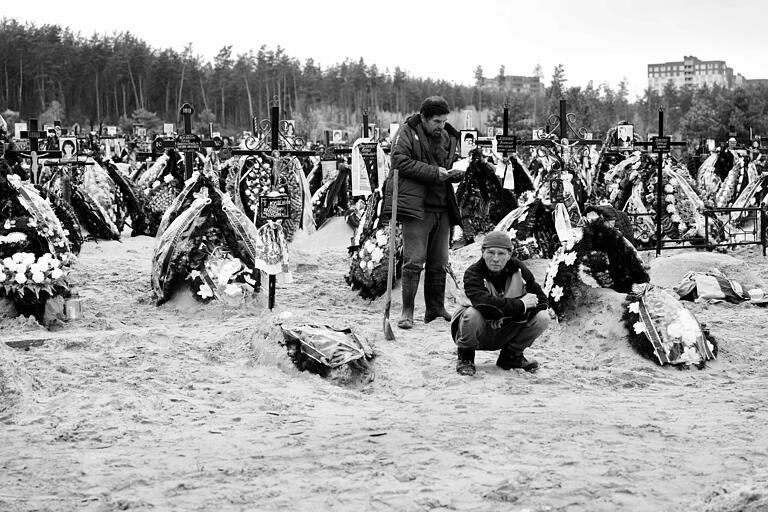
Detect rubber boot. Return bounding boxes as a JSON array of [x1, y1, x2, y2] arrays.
[[424, 270, 451, 323], [456, 348, 476, 376], [397, 270, 420, 329]]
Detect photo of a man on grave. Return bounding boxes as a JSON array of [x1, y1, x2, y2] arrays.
[[460, 130, 477, 158], [617, 124, 634, 149]]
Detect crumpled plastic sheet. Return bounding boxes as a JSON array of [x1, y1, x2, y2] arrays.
[[280, 324, 373, 368]]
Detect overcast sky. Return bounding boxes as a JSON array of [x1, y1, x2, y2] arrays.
[[4, 0, 768, 101]]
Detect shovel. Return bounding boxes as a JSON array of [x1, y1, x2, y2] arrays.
[[383, 168, 399, 341]]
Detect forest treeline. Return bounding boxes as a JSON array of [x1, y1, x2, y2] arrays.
[[2, 17, 768, 144]]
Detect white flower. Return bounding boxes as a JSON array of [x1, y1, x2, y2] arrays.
[[2, 257, 12, 267], [31, 271, 45, 283], [224, 283, 242, 296], [189, 270, 201, 280], [551, 285, 564, 302], [669, 178, 679, 187], [12, 252, 24, 263], [370, 247, 384, 263], [633, 321, 646, 334], [27, 218, 37, 227], [679, 346, 701, 365], [628, 302, 640, 314], [3, 220, 11, 229], [666, 204, 676, 214], [51, 268, 63, 279], [562, 252, 577, 266], [197, 284, 214, 299], [508, 228, 518, 240], [14, 273, 27, 285], [364, 240, 375, 253], [49, 258, 61, 269], [164, 174, 174, 183], [376, 232, 388, 246], [359, 260, 367, 269], [243, 273, 256, 285], [0, 273, 5, 283], [367, 260, 374, 270], [664, 184, 674, 194], [152, 180, 161, 188], [665, 194, 676, 204]]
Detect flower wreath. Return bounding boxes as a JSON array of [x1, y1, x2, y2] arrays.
[[622, 283, 717, 368], [543, 218, 649, 317], [345, 222, 403, 301]]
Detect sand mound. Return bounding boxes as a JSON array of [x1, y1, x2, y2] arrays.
[[702, 485, 768, 512], [648, 251, 760, 289]]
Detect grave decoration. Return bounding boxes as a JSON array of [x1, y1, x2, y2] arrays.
[[622, 283, 716, 368], [345, 189, 403, 300], [494, 198, 559, 260], [39, 158, 121, 240], [151, 169, 265, 305], [452, 148, 517, 247], [0, 163, 74, 322], [603, 152, 712, 247], [134, 150, 185, 236], [226, 152, 308, 242], [697, 152, 745, 208], [542, 218, 649, 318]]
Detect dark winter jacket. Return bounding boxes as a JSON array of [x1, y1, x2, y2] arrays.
[[462, 257, 547, 322], [382, 114, 462, 225]]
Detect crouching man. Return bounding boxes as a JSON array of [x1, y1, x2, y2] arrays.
[[451, 231, 550, 376]]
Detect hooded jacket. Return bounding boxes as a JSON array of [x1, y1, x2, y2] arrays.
[[382, 114, 461, 225]]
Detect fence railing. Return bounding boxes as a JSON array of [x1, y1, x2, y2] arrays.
[[626, 206, 766, 257]]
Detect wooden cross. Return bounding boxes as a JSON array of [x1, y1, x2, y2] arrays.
[[518, 99, 601, 203], [19, 118, 61, 184], [640, 109, 687, 256]]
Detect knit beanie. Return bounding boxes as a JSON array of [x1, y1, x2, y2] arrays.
[[481, 231, 513, 250]]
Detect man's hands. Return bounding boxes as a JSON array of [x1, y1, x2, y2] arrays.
[[438, 167, 465, 182], [520, 293, 539, 310]]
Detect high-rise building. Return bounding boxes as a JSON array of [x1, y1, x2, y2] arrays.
[[504, 75, 544, 95], [647, 56, 733, 94]]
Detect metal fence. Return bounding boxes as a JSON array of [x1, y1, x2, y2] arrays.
[[626, 207, 767, 257]]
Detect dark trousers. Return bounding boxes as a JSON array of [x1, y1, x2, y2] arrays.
[[401, 211, 451, 275], [454, 307, 550, 353]]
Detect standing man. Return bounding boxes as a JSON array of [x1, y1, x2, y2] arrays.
[[384, 96, 464, 329], [451, 231, 550, 376]]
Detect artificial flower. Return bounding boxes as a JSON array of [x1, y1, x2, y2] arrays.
[[51, 268, 64, 279], [628, 302, 640, 314], [31, 271, 45, 284], [152, 180, 161, 188], [563, 252, 577, 266], [664, 184, 674, 194], [666, 204, 676, 214], [164, 174, 174, 183], [14, 273, 27, 285], [189, 269, 201, 280], [224, 283, 242, 296], [551, 285, 564, 302], [508, 228, 518, 240], [633, 321, 645, 334], [197, 284, 213, 299]]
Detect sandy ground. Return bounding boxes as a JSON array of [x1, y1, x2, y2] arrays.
[[2, 217, 768, 512]]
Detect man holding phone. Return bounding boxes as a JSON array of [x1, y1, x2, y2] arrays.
[[384, 96, 465, 329]]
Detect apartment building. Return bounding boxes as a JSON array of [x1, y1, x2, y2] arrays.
[[647, 56, 733, 94]]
